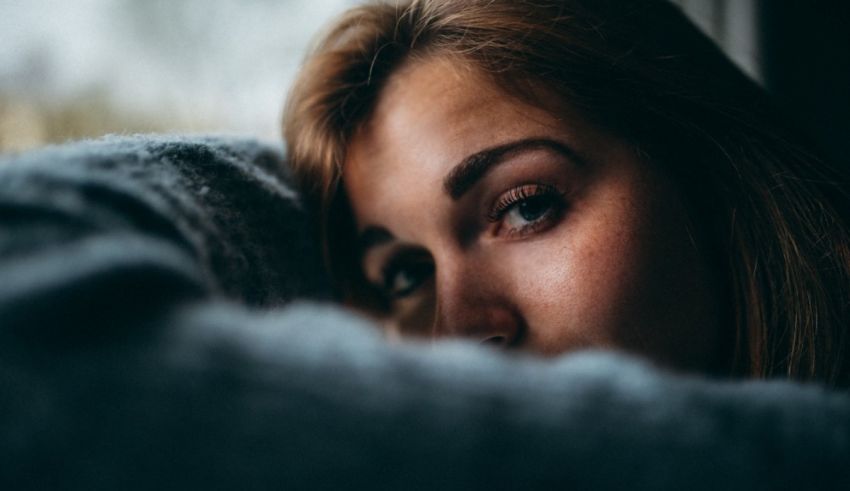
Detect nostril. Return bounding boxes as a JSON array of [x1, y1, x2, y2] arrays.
[[481, 335, 506, 347]]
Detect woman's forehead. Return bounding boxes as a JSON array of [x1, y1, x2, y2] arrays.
[[344, 60, 547, 210], [346, 58, 573, 167]]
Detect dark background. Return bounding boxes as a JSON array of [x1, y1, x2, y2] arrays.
[[760, 0, 850, 168]]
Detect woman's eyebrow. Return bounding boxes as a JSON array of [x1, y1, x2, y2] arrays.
[[443, 138, 579, 200]]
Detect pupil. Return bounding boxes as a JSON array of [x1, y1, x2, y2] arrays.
[[518, 196, 549, 221]]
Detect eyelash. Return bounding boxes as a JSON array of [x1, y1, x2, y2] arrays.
[[372, 183, 567, 300], [487, 183, 567, 238]]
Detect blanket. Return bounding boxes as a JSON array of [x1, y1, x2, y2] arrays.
[[1, 136, 847, 490]]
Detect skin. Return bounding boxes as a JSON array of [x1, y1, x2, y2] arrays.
[[343, 56, 728, 373]]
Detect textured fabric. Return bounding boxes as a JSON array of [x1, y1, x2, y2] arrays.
[[0, 136, 848, 490], [0, 135, 330, 312]]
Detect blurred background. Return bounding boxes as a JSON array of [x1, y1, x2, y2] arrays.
[[0, 0, 354, 152], [0, 0, 847, 166]]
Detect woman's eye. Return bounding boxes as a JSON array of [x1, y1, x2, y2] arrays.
[[383, 260, 434, 299], [489, 183, 566, 237], [505, 194, 554, 226]]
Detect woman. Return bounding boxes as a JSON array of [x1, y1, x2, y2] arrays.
[[283, 0, 850, 386]]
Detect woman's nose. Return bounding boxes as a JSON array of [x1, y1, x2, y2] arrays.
[[431, 266, 523, 348]]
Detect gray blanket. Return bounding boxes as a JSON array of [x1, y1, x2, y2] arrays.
[[1, 136, 848, 490]]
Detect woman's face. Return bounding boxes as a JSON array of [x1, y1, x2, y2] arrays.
[[343, 56, 727, 373]]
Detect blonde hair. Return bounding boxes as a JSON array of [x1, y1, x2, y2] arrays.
[[283, 0, 850, 387]]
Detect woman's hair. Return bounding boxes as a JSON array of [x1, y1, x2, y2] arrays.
[[283, 0, 850, 387]]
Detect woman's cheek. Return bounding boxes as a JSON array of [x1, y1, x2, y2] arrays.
[[495, 225, 591, 352], [502, 191, 651, 354]]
